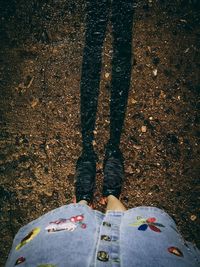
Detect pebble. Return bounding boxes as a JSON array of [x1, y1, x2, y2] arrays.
[[190, 215, 197, 221], [105, 73, 110, 79], [44, 191, 53, 197], [31, 98, 39, 108], [147, 46, 151, 53], [133, 144, 141, 150], [92, 140, 97, 146], [141, 126, 147, 133], [153, 69, 158, 76], [131, 99, 137, 104], [126, 166, 134, 174], [184, 48, 190, 53]]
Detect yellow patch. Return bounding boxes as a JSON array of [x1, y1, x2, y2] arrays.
[[16, 227, 40, 250]]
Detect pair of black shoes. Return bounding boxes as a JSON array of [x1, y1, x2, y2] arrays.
[[74, 143, 124, 204]]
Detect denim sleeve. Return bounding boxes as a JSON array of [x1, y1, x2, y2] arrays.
[[5, 204, 99, 267], [119, 206, 200, 267]]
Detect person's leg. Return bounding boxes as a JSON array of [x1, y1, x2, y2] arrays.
[[79, 196, 126, 211], [80, 0, 110, 152], [78, 200, 88, 205], [106, 195, 126, 212]]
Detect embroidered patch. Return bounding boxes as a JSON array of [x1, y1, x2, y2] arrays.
[[168, 247, 183, 257], [45, 214, 87, 232], [16, 227, 41, 250], [130, 216, 165, 232], [15, 257, 26, 265]]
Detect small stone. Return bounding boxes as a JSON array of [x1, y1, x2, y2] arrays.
[[133, 144, 141, 150], [160, 90, 166, 99], [190, 215, 197, 221], [44, 191, 53, 197], [147, 46, 151, 53], [184, 48, 190, 53], [105, 73, 110, 79], [92, 140, 97, 146], [141, 126, 147, 133], [131, 98, 137, 104], [136, 168, 140, 173], [153, 69, 158, 76], [31, 98, 39, 108], [179, 137, 184, 144], [180, 19, 187, 23], [126, 166, 134, 174]]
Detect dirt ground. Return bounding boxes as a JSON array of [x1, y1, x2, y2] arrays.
[[0, 0, 200, 265]]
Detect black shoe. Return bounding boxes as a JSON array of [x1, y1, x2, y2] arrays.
[[74, 149, 97, 203], [102, 143, 124, 198]]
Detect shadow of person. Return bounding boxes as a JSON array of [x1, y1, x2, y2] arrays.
[[80, 0, 134, 151]]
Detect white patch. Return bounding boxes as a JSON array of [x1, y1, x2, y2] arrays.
[[46, 221, 77, 232]]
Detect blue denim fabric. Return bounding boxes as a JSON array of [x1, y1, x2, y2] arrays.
[[5, 204, 200, 267]]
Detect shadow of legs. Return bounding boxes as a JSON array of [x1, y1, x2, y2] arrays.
[[80, 0, 110, 151], [109, 0, 134, 147]]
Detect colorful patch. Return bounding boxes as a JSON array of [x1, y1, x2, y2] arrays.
[[45, 214, 87, 232], [168, 247, 183, 257], [15, 257, 26, 265], [16, 228, 40, 250], [130, 216, 165, 232]]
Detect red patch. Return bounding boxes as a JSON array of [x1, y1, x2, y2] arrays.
[[81, 223, 87, 229], [168, 247, 183, 257], [146, 217, 156, 223], [149, 224, 161, 232], [75, 215, 84, 221], [15, 257, 26, 265], [70, 217, 76, 222]]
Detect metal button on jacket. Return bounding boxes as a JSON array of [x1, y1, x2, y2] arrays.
[[101, 235, 111, 241], [103, 221, 111, 227], [97, 251, 109, 262]]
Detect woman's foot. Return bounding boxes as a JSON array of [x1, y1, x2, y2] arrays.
[[106, 195, 126, 211], [74, 149, 98, 203], [102, 143, 124, 198]]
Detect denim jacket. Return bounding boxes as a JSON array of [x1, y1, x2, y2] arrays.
[[5, 204, 200, 267]]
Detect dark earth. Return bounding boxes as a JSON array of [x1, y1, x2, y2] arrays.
[[0, 0, 200, 265]]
